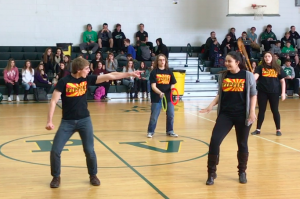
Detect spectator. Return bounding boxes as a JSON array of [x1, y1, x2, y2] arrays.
[[204, 31, 217, 59], [105, 53, 118, 72], [152, 38, 169, 59], [209, 40, 222, 66], [251, 61, 257, 73], [289, 26, 300, 49], [56, 62, 70, 81], [248, 27, 260, 51], [274, 53, 282, 66], [122, 60, 136, 99], [98, 23, 113, 52], [3, 58, 19, 102], [136, 41, 151, 61], [137, 62, 150, 98], [79, 24, 99, 55], [112, 24, 126, 53], [281, 41, 299, 65], [115, 39, 136, 61], [228, 27, 237, 48], [261, 24, 277, 51], [136, 23, 153, 52], [281, 31, 295, 48], [221, 34, 234, 56], [282, 59, 299, 97], [63, 55, 72, 72], [34, 63, 53, 94], [93, 62, 110, 100], [53, 48, 64, 74], [90, 52, 105, 72], [42, 48, 54, 76], [239, 31, 251, 59], [270, 41, 281, 55], [22, 60, 37, 101]]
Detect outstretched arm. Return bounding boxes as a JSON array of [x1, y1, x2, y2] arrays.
[[46, 90, 61, 130], [199, 95, 219, 113], [95, 71, 141, 84]]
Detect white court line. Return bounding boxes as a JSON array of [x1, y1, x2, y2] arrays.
[[185, 111, 300, 153]]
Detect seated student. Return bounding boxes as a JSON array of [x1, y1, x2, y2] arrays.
[[63, 55, 72, 72], [98, 23, 113, 52], [105, 53, 118, 72], [204, 31, 217, 60], [93, 62, 110, 100], [282, 59, 299, 97], [220, 34, 234, 56], [90, 52, 105, 72], [151, 38, 169, 60], [281, 31, 296, 48], [281, 41, 299, 65], [261, 24, 277, 51], [289, 26, 300, 50], [137, 62, 150, 98], [228, 27, 237, 48], [270, 41, 282, 55], [122, 60, 137, 99], [3, 59, 19, 102], [57, 62, 71, 80], [209, 39, 222, 66], [248, 27, 260, 51], [136, 41, 151, 61], [34, 63, 53, 94], [239, 31, 251, 58], [42, 48, 54, 76], [274, 53, 282, 66], [250, 61, 257, 73], [79, 24, 99, 54], [294, 62, 300, 83], [112, 24, 126, 53], [22, 60, 37, 101], [136, 23, 153, 52], [115, 39, 136, 61]]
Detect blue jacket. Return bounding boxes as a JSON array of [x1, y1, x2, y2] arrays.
[[127, 45, 136, 59]]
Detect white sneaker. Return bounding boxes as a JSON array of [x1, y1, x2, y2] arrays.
[[16, 96, 20, 101], [81, 50, 87, 54], [166, 132, 178, 137], [8, 97, 12, 102], [147, 133, 153, 138], [293, 93, 299, 97], [89, 50, 93, 54]]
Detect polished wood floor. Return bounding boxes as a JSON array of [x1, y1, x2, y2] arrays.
[[0, 97, 300, 199]]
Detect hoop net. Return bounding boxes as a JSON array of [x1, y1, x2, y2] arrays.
[[251, 4, 266, 20]]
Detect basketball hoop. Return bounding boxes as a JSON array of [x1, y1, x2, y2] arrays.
[[251, 4, 267, 20]]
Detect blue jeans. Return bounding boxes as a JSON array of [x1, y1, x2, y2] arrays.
[[22, 82, 36, 90], [50, 117, 97, 177], [147, 101, 174, 134], [147, 80, 150, 93]]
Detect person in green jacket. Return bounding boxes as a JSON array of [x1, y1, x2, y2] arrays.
[[261, 24, 277, 51], [79, 24, 99, 54], [281, 41, 299, 65], [137, 61, 150, 98]]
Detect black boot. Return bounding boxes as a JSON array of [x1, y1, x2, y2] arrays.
[[33, 88, 39, 102], [23, 90, 29, 101], [206, 154, 219, 185], [237, 152, 249, 184], [130, 91, 133, 99]]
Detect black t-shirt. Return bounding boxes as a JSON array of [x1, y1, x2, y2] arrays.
[[149, 68, 177, 103], [136, 31, 148, 42], [221, 70, 247, 116], [55, 74, 97, 120], [255, 65, 287, 93]]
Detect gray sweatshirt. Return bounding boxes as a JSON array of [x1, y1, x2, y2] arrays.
[[270, 46, 281, 54], [217, 70, 257, 126], [105, 59, 118, 72]]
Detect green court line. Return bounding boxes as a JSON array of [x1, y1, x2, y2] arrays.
[[93, 135, 169, 199]]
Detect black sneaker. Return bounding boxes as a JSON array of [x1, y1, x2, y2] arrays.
[[50, 176, 60, 188], [276, 131, 282, 136], [251, 130, 261, 135]]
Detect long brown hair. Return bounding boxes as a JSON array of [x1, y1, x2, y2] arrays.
[[107, 53, 114, 65], [22, 60, 34, 74], [261, 51, 281, 75], [43, 48, 53, 63], [153, 54, 169, 70], [5, 58, 15, 71], [125, 60, 134, 72]]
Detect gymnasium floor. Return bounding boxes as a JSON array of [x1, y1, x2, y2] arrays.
[[0, 98, 299, 199]]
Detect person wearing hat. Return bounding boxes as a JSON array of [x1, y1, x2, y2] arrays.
[[261, 24, 277, 51], [79, 24, 99, 54], [98, 23, 113, 53]]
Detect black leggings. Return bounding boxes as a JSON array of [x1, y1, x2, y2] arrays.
[[137, 79, 147, 92], [35, 82, 52, 93], [6, 82, 19, 97], [257, 90, 280, 130], [286, 79, 299, 94], [209, 113, 251, 155]]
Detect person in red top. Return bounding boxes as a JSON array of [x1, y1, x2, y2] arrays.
[[3, 58, 20, 102], [93, 62, 110, 99]]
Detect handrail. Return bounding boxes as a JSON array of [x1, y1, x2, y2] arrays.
[[184, 43, 192, 67], [196, 54, 205, 83]]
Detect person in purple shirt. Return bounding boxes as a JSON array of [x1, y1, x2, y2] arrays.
[[34, 63, 53, 93]]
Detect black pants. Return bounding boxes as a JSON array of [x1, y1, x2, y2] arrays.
[[209, 113, 251, 155], [35, 82, 52, 93], [257, 90, 280, 130], [95, 81, 110, 97], [286, 79, 299, 94], [137, 79, 147, 92], [6, 82, 19, 97]]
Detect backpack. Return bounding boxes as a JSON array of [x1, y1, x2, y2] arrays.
[[36, 88, 48, 101], [94, 86, 105, 100]]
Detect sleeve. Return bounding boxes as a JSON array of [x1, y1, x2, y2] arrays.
[[217, 74, 223, 95], [291, 67, 295, 78], [254, 33, 257, 41], [281, 38, 285, 48], [261, 33, 266, 41], [273, 33, 277, 40], [254, 65, 261, 76], [83, 32, 87, 43], [145, 69, 150, 80], [247, 72, 257, 96], [31, 70, 35, 82], [149, 70, 156, 84], [108, 31, 112, 39], [170, 71, 177, 85], [135, 31, 139, 39], [98, 31, 102, 39], [113, 59, 118, 69], [281, 47, 286, 53], [93, 31, 98, 42], [3, 70, 11, 83], [54, 78, 66, 93], [87, 75, 98, 86], [122, 67, 126, 72], [269, 47, 274, 54], [278, 68, 287, 80], [145, 32, 148, 38]]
